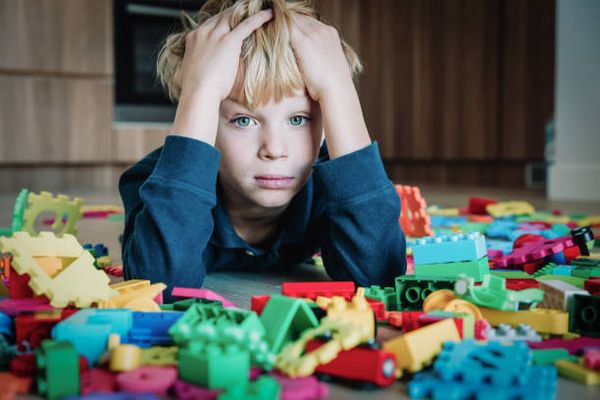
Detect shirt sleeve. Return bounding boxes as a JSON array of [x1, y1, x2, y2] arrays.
[[312, 141, 407, 287], [119, 135, 220, 302]]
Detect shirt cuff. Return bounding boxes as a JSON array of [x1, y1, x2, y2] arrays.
[[312, 141, 392, 204], [150, 135, 221, 195]]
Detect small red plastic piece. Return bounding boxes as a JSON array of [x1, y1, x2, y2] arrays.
[[385, 311, 424, 331], [563, 245, 581, 263], [10, 354, 37, 377], [467, 197, 497, 215], [281, 281, 355, 301], [474, 319, 490, 340], [365, 298, 387, 321], [584, 278, 600, 296], [14, 309, 78, 351], [505, 278, 539, 291], [80, 368, 116, 395], [513, 234, 545, 251], [250, 295, 270, 316]]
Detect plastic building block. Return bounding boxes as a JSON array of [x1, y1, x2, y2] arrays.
[[129, 311, 183, 348], [178, 343, 250, 389], [365, 298, 387, 321], [80, 368, 116, 395], [569, 294, 600, 338], [479, 307, 569, 335], [321, 289, 375, 339], [64, 394, 159, 400], [556, 359, 600, 385], [412, 232, 487, 265], [0, 298, 55, 317], [15, 309, 77, 351], [528, 337, 600, 354], [536, 274, 586, 288], [537, 280, 588, 311], [584, 349, 600, 370], [169, 297, 223, 312], [414, 257, 490, 282], [363, 285, 397, 311], [422, 289, 483, 321], [454, 274, 544, 311], [505, 278, 539, 290], [250, 295, 270, 316], [174, 379, 220, 400], [52, 309, 133, 366], [385, 311, 424, 329], [394, 276, 455, 311], [8, 262, 42, 299], [394, 185, 433, 238], [420, 311, 475, 339], [0, 232, 116, 307], [494, 236, 574, 269], [484, 323, 541, 342], [116, 366, 177, 395], [109, 343, 141, 372], [259, 294, 319, 355], [36, 339, 80, 400], [467, 197, 497, 215], [140, 346, 177, 366], [0, 189, 29, 237], [219, 375, 280, 400], [382, 318, 461, 377], [486, 201, 535, 217], [532, 349, 578, 365], [98, 280, 165, 312], [572, 226, 595, 256], [490, 270, 531, 279], [103, 264, 124, 277], [11, 353, 37, 377], [0, 371, 32, 397], [270, 371, 329, 400], [171, 287, 237, 308], [281, 281, 355, 300], [22, 191, 83, 236]]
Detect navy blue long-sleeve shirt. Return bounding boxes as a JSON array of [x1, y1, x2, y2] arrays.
[[119, 135, 406, 302]]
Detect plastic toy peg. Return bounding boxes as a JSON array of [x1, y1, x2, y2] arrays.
[[569, 294, 600, 338], [250, 295, 270, 316], [171, 287, 237, 307], [556, 359, 600, 385], [116, 366, 177, 396], [454, 274, 544, 311], [412, 232, 487, 265], [22, 191, 83, 237], [480, 307, 569, 335], [0, 372, 32, 397], [538, 280, 588, 311], [109, 344, 141, 372], [0, 232, 116, 308], [382, 318, 461, 377], [394, 185, 433, 238], [467, 197, 497, 215], [36, 340, 80, 400], [281, 281, 355, 300], [174, 379, 220, 400], [80, 368, 116, 395], [486, 201, 535, 217]]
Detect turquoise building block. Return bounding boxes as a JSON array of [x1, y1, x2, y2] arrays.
[[51, 308, 132, 366], [551, 265, 574, 276], [414, 257, 490, 282], [412, 232, 487, 265]]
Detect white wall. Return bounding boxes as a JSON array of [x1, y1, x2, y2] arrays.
[[548, 0, 600, 202]]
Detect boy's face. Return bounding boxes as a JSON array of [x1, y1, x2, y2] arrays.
[[216, 87, 323, 213]]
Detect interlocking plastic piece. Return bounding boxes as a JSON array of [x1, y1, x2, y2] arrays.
[[528, 337, 600, 354], [0, 232, 116, 307], [0, 371, 32, 398], [480, 307, 569, 335], [0, 189, 29, 237], [556, 359, 600, 385], [454, 274, 544, 311], [116, 366, 177, 395], [250, 295, 270, 316], [36, 339, 80, 400], [532, 348, 578, 365], [10, 353, 37, 377], [218, 375, 280, 400], [486, 201, 535, 217], [270, 371, 329, 400], [467, 197, 497, 215], [382, 318, 460, 377], [484, 323, 541, 342], [80, 368, 116, 395], [129, 311, 183, 348], [536, 274, 586, 289], [15, 309, 78, 351], [305, 339, 396, 387], [174, 379, 220, 400], [22, 191, 83, 236], [109, 343, 141, 372], [394, 276, 455, 311], [538, 280, 588, 311], [323, 288, 375, 339], [385, 311, 424, 329], [52, 309, 133, 366], [140, 346, 177, 366], [0, 298, 55, 317], [259, 294, 319, 355], [569, 294, 600, 338], [494, 236, 574, 269], [171, 287, 237, 307], [363, 285, 397, 311], [412, 232, 487, 265], [98, 280, 165, 312], [281, 281, 355, 300], [178, 343, 250, 388], [422, 289, 483, 321], [584, 349, 600, 370], [394, 185, 433, 238], [572, 226, 595, 256], [505, 277, 539, 290], [414, 257, 490, 282]]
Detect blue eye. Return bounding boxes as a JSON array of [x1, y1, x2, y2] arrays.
[[289, 116, 309, 126], [232, 116, 253, 127]]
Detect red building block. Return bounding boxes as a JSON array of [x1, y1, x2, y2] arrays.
[[250, 295, 270, 316], [467, 197, 497, 215], [505, 278, 539, 291], [395, 185, 433, 238], [0, 372, 33, 398], [14, 309, 79, 351], [385, 311, 424, 331], [365, 298, 387, 321], [563, 245, 581, 263], [584, 278, 600, 296], [10, 354, 37, 377], [281, 281, 355, 301]]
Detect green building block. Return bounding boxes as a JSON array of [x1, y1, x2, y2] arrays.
[[363, 285, 397, 311], [179, 342, 250, 389], [532, 264, 556, 278], [490, 270, 532, 279], [535, 274, 586, 288], [532, 349, 578, 365], [572, 267, 600, 279], [36, 340, 79, 400], [259, 294, 319, 355], [394, 275, 455, 311], [457, 222, 490, 234], [171, 297, 223, 311], [414, 257, 490, 282], [454, 274, 544, 311], [219, 375, 280, 400], [570, 259, 600, 268]]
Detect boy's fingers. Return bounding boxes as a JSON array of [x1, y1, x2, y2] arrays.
[[229, 9, 273, 42]]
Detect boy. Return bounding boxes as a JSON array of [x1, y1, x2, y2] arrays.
[[119, 0, 406, 302]]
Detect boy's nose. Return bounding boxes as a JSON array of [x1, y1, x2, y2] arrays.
[[258, 128, 288, 160]]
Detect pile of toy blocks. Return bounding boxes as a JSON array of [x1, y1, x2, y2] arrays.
[[0, 187, 599, 400]]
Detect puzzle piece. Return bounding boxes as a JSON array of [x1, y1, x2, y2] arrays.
[[395, 185, 433, 238]]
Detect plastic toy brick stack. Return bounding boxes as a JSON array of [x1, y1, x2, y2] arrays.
[[1, 187, 600, 399]]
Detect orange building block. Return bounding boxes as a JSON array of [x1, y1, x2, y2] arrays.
[[394, 185, 433, 238]]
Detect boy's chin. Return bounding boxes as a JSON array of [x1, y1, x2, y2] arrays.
[[252, 191, 294, 209]]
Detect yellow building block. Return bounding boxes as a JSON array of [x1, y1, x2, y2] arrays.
[[97, 280, 165, 311], [556, 359, 600, 385], [0, 231, 116, 307], [486, 201, 535, 217], [383, 318, 461, 376], [324, 288, 375, 339], [22, 191, 83, 236], [480, 307, 568, 335]]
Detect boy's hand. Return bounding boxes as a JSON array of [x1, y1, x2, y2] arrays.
[[289, 15, 354, 102]]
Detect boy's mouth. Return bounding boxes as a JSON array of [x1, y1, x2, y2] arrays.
[[254, 175, 294, 189]]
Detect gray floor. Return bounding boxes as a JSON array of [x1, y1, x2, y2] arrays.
[[1, 187, 599, 399]]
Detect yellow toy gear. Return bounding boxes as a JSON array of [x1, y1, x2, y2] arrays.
[[22, 191, 83, 237]]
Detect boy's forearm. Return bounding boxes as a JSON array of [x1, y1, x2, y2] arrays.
[[170, 87, 221, 145], [319, 83, 372, 159]]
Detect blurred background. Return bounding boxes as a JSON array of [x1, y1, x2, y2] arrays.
[[0, 0, 598, 204]]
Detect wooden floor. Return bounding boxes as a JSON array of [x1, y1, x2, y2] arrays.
[[1, 185, 599, 399]]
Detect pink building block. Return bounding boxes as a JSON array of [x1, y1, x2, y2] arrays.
[[174, 380, 220, 400], [116, 366, 177, 396], [0, 298, 55, 317], [80, 368, 116, 395], [171, 287, 237, 308], [528, 337, 600, 354], [584, 349, 600, 370], [271, 372, 329, 400]]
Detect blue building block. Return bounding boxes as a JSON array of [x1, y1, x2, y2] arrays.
[[412, 232, 487, 265], [550, 264, 574, 276], [0, 310, 13, 340], [52, 309, 133, 366], [485, 219, 518, 240], [129, 311, 183, 348]]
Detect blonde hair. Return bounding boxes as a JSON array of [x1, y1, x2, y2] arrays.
[[156, 0, 363, 109]]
